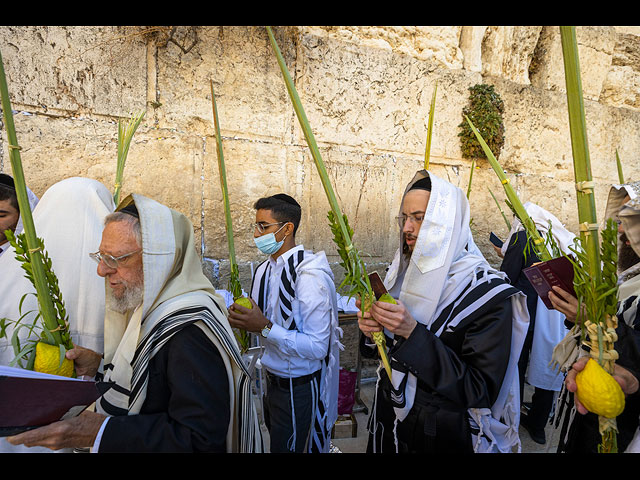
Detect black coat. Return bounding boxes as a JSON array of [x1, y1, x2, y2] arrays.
[[362, 276, 515, 453], [98, 324, 231, 452]]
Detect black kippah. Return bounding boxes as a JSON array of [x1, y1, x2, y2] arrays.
[[409, 176, 431, 192], [0, 173, 15, 190], [272, 193, 300, 208], [120, 203, 139, 218]]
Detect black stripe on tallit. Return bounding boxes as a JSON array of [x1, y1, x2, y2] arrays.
[[252, 260, 269, 312], [432, 272, 518, 335], [97, 396, 129, 416], [129, 303, 249, 410]]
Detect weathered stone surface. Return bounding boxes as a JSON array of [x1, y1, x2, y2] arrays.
[[2, 24, 640, 290], [530, 26, 617, 102]]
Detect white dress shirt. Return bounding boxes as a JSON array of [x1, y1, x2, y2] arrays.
[[257, 245, 334, 379]]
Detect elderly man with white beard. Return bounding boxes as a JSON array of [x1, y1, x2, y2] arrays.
[[7, 195, 262, 453]]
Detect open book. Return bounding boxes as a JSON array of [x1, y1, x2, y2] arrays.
[[0, 365, 112, 437]]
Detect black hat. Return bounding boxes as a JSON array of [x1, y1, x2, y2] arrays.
[[0, 173, 15, 190], [272, 193, 300, 208], [120, 203, 139, 218], [409, 176, 431, 192]]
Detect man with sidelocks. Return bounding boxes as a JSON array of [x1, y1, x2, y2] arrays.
[[357, 170, 529, 453], [550, 181, 640, 453], [7, 194, 262, 452], [227, 193, 341, 453]]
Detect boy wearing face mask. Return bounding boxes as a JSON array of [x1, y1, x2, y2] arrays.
[[228, 193, 341, 453]]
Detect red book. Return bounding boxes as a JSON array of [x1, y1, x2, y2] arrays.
[[523, 255, 576, 310], [0, 365, 112, 436]]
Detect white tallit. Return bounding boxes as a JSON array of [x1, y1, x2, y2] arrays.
[[501, 202, 576, 257], [0, 177, 114, 452], [94, 194, 262, 452], [380, 169, 528, 453]]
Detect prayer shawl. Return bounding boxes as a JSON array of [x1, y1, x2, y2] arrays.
[[505, 204, 576, 392], [0, 177, 114, 453], [605, 181, 640, 453], [380, 169, 528, 453], [95, 194, 262, 453], [251, 248, 341, 453]]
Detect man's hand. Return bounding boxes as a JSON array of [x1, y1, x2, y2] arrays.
[[7, 410, 106, 450], [355, 297, 383, 340], [66, 345, 102, 377], [370, 298, 417, 340], [548, 286, 579, 323], [565, 356, 639, 415], [227, 297, 269, 333]]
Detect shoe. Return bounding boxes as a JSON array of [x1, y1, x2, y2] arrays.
[[520, 414, 546, 445]]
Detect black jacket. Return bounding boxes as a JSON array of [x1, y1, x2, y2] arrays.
[[98, 324, 231, 452], [362, 276, 515, 453]]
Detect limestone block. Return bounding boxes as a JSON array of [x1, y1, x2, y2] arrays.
[[460, 26, 488, 72], [601, 33, 640, 109], [305, 26, 465, 69], [201, 136, 291, 261], [480, 26, 543, 85], [0, 26, 146, 117], [0, 111, 121, 196], [153, 26, 293, 142], [530, 26, 617, 102], [293, 31, 481, 161]]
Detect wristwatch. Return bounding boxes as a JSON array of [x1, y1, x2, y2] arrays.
[[261, 321, 273, 338]]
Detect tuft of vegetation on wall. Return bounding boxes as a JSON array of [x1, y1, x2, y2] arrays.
[[458, 83, 505, 160]]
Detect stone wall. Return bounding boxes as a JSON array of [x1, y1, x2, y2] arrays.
[[2, 25, 640, 295]]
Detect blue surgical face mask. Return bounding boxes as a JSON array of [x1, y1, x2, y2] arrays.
[[254, 223, 287, 255]]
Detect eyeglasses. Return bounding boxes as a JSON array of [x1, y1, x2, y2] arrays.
[[253, 221, 285, 234], [396, 213, 425, 226], [89, 249, 141, 269]]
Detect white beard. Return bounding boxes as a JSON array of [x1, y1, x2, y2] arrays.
[[107, 281, 143, 314]]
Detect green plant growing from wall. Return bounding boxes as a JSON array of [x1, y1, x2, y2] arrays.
[[458, 84, 505, 160]]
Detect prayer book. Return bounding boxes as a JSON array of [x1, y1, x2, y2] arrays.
[[0, 365, 112, 436], [368, 271, 390, 299], [522, 255, 576, 310]]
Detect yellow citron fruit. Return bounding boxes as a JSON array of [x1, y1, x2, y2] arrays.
[[234, 296, 253, 309], [34, 341, 75, 378], [378, 293, 397, 305], [575, 358, 625, 418]]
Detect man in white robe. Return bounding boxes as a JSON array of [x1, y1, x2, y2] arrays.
[[497, 203, 575, 444], [0, 177, 113, 453]]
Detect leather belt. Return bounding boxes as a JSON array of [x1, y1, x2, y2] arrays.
[[266, 370, 321, 389]]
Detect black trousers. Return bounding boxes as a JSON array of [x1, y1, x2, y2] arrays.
[[263, 370, 320, 453]]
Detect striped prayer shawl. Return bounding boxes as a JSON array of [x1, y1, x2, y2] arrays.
[[98, 301, 261, 453], [387, 272, 519, 414]]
